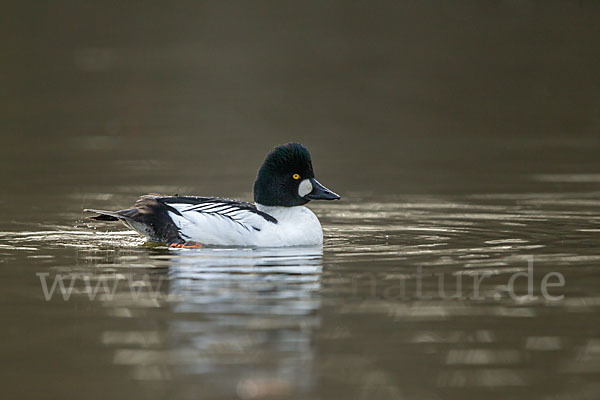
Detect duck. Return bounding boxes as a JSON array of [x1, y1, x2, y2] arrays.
[[84, 143, 340, 247]]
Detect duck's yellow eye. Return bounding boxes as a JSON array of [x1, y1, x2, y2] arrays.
[[292, 173, 300, 180]]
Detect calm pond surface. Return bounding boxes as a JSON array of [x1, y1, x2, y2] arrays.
[[2, 1, 600, 399], [2, 184, 600, 399]]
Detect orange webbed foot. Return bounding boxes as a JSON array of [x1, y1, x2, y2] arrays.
[[169, 242, 203, 249], [182, 241, 203, 249]]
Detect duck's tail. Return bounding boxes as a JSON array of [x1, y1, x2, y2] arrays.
[[83, 196, 184, 244], [83, 208, 132, 221], [84, 207, 158, 241]]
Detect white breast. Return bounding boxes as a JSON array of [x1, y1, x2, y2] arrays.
[[254, 204, 324, 247]]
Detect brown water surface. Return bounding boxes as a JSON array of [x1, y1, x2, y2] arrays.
[[1, 2, 600, 399]]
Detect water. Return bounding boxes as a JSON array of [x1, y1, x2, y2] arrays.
[[2, 1, 600, 399], [2, 188, 600, 399]]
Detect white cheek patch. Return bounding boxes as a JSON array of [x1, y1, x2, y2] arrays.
[[298, 179, 313, 197]]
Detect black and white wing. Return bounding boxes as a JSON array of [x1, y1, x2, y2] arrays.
[[160, 196, 277, 246]]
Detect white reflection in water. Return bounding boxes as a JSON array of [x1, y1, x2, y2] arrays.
[[109, 246, 323, 397]]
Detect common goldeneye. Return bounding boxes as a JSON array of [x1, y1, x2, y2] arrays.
[[84, 143, 340, 247]]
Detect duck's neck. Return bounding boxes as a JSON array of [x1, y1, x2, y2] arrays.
[[256, 203, 305, 220]]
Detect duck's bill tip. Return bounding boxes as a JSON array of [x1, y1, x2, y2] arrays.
[[305, 179, 341, 200]]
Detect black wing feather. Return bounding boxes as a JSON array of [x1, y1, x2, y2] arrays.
[[159, 196, 277, 223]]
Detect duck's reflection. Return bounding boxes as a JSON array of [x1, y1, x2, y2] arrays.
[[108, 246, 323, 398]]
